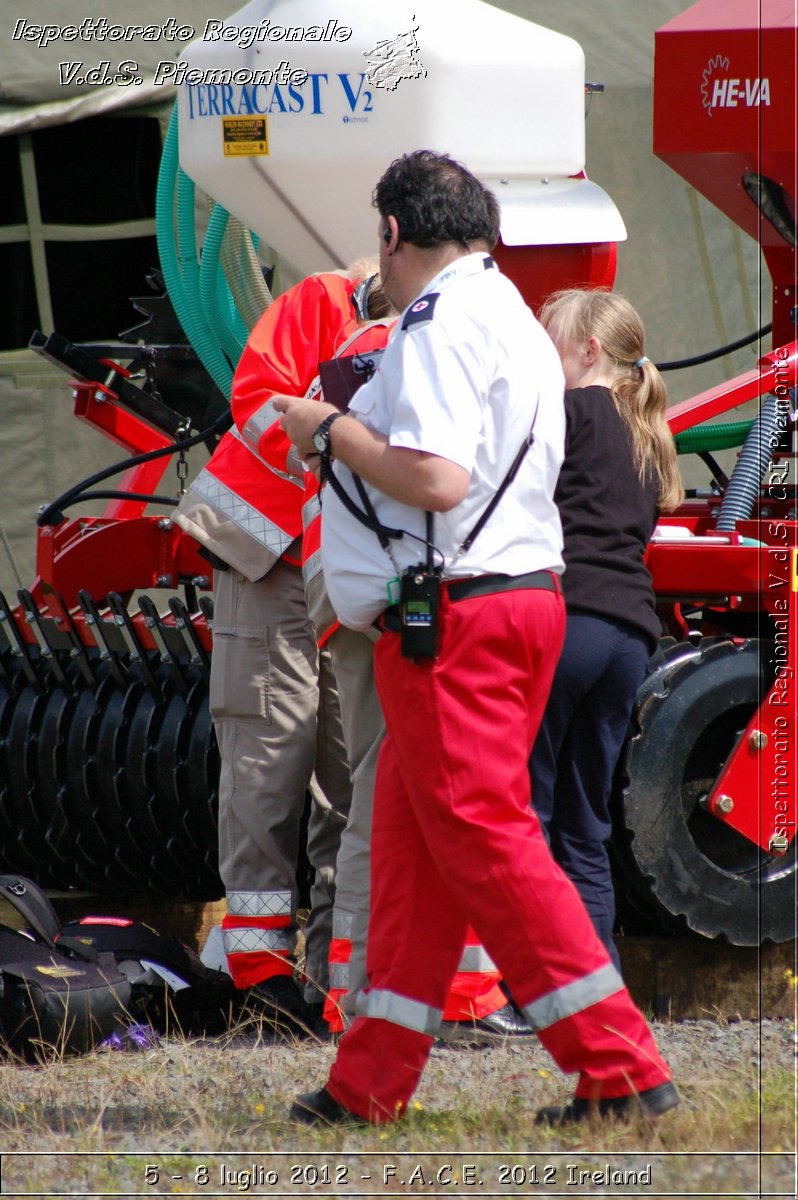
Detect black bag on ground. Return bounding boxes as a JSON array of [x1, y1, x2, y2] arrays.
[[0, 879, 131, 1063], [0, 876, 239, 1061], [58, 915, 239, 1035]]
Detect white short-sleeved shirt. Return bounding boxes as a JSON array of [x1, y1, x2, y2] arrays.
[[321, 253, 566, 630]]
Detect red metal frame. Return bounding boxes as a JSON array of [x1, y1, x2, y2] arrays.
[[19, 378, 213, 654], [666, 344, 798, 434], [647, 341, 798, 855], [649, 0, 798, 857]]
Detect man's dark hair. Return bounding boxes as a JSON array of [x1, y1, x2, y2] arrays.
[[373, 150, 500, 250]]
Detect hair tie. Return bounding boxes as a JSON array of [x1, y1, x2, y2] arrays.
[[635, 356, 650, 369]]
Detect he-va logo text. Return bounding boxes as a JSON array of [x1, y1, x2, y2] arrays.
[[701, 55, 771, 115]]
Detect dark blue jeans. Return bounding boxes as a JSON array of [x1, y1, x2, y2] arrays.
[[529, 611, 650, 969]]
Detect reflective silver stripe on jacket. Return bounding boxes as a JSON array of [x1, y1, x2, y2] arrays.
[[227, 890, 292, 918], [356, 988, 442, 1037], [242, 398, 282, 450], [329, 962, 350, 990], [522, 964, 624, 1032], [191, 472, 295, 557], [302, 494, 322, 527], [286, 445, 305, 477], [457, 945, 497, 973], [222, 927, 293, 955], [332, 910, 354, 939], [300, 496, 324, 584], [229, 425, 303, 487], [302, 548, 323, 586]]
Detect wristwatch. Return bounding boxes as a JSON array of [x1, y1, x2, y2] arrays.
[[312, 412, 342, 455]]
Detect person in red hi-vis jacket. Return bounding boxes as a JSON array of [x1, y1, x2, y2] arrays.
[[175, 273, 361, 1037], [276, 151, 679, 1126], [239, 270, 524, 1040]]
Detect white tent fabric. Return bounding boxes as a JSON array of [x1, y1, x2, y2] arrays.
[[0, 1, 221, 134]]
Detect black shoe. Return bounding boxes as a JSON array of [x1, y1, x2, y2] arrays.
[[535, 1080, 680, 1126], [245, 977, 317, 1040], [290, 1087, 365, 1126], [306, 1001, 332, 1042], [437, 1002, 534, 1045]]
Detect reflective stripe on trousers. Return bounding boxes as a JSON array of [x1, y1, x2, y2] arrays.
[[522, 963, 623, 1031], [222, 889, 295, 987], [222, 927, 294, 956], [323, 935, 351, 1032], [227, 890, 293, 919], [324, 931, 503, 1031], [350, 964, 624, 1041], [356, 988, 443, 1037]]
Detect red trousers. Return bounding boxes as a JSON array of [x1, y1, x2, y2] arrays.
[[326, 583, 672, 1122]]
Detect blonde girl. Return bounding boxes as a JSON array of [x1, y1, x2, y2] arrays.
[[529, 288, 683, 966]]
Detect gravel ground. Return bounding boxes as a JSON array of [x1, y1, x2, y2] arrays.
[[647, 1016, 796, 1078], [425, 1014, 798, 1086], [1, 1015, 795, 1197]]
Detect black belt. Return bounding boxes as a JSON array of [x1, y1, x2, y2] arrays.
[[380, 570, 558, 630], [446, 570, 558, 602]]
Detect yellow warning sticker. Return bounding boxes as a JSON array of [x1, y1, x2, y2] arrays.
[[792, 547, 798, 590], [222, 117, 269, 156], [36, 964, 84, 979]]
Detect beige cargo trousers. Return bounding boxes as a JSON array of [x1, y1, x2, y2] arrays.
[[211, 561, 352, 1001]]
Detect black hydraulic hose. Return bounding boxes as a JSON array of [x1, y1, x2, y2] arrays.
[[656, 325, 772, 372], [48, 491, 180, 514], [37, 408, 233, 527]]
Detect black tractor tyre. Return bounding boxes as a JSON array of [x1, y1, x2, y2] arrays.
[[612, 638, 796, 945]]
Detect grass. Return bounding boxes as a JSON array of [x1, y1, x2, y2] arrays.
[[0, 1012, 795, 1198]]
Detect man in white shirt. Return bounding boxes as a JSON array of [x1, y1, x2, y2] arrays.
[[275, 150, 678, 1127]]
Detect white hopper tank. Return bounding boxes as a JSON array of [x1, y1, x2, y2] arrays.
[[176, 0, 625, 274]]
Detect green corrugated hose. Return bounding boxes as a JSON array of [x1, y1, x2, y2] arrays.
[[674, 420, 754, 454], [155, 105, 235, 399], [199, 203, 248, 363]]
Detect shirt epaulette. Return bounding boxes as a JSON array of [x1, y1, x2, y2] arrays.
[[402, 293, 440, 331]]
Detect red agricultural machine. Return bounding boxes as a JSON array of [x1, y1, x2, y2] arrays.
[[611, 0, 797, 945], [0, 0, 794, 945]]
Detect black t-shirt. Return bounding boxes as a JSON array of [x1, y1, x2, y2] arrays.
[[555, 385, 661, 647]]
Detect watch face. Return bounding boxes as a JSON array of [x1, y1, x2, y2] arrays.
[[313, 414, 337, 453]]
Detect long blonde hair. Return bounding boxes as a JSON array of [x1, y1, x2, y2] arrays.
[[539, 288, 684, 512]]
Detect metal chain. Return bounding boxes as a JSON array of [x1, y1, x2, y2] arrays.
[[175, 420, 191, 496]]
